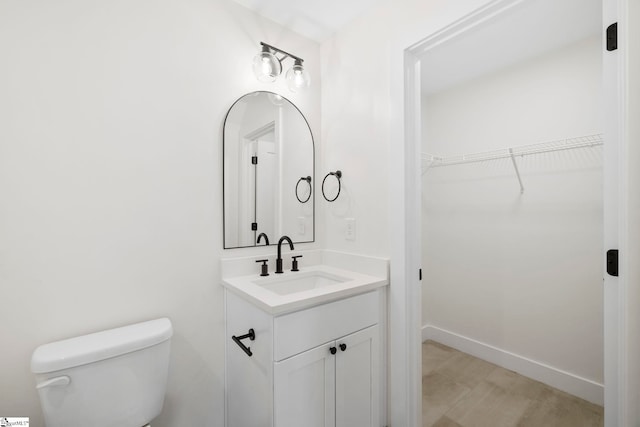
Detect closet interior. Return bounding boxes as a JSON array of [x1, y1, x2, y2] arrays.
[[419, 0, 604, 406]]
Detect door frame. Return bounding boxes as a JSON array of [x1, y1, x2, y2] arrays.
[[392, 0, 634, 425]]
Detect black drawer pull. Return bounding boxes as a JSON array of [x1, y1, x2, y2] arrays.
[[330, 346, 337, 355], [232, 329, 256, 357], [339, 343, 347, 352]]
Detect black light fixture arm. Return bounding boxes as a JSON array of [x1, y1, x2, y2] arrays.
[[260, 42, 304, 64]]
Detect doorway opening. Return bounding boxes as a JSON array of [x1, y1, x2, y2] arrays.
[[412, 0, 606, 424]]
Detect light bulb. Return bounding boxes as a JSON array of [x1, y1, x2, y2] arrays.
[[285, 60, 310, 92], [252, 47, 282, 83]]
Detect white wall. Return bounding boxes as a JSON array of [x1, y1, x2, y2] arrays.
[[0, 0, 320, 425], [421, 36, 604, 392], [320, 0, 501, 257], [319, 1, 520, 424]]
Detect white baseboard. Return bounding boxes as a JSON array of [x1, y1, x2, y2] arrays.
[[422, 325, 604, 405]]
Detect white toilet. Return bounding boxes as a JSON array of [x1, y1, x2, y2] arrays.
[[31, 318, 172, 427]]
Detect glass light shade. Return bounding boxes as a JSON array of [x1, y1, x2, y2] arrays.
[[285, 62, 310, 92], [252, 49, 282, 83]]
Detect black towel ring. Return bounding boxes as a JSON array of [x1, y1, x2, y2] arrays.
[[296, 176, 312, 203], [322, 170, 342, 202]]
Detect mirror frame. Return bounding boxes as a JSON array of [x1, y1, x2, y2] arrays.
[[222, 91, 315, 249]]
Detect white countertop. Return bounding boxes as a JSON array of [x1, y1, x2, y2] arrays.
[[221, 250, 389, 315]]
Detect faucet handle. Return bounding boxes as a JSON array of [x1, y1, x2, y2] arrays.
[[256, 259, 269, 276], [291, 255, 303, 272]]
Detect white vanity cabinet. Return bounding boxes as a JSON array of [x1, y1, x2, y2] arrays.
[[274, 325, 378, 427], [225, 288, 384, 427]]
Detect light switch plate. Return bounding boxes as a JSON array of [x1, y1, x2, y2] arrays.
[[345, 218, 356, 240]]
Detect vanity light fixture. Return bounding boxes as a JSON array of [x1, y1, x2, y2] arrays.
[[252, 42, 310, 92]]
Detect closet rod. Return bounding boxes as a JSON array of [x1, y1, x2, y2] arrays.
[[422, 134, 603, 168]]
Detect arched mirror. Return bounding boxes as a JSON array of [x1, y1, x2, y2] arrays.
[[223, 91, 314, 248]]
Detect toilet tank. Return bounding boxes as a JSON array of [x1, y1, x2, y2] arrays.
[[31, 318, 172, 427]]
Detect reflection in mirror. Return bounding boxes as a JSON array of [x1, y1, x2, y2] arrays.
[[223, 91, 314, 249]]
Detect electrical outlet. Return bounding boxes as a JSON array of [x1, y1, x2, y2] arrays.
[[345, 218, 356, 240], [297, 216, 305, 235]]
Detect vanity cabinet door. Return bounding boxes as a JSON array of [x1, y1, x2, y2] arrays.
[[335, 325, 379, 427], [274, 342, 336, 427]]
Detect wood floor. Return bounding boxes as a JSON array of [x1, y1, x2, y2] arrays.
[[422, 340, 604, 427]]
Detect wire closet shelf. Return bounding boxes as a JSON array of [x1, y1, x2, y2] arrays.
[[422, 134, 603, 168], [421, 133, 603, 193]]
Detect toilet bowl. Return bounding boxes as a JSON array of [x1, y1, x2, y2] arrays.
[[31, 318, 172, 427]]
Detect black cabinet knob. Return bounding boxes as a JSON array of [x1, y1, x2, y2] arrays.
[[330, 346, 337, 355], [339, 343, 347, 352]]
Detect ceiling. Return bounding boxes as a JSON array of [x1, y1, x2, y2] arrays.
[[416, 0, 602, 94], [234, 0, 602, 94], [232, 0, 385, 42]]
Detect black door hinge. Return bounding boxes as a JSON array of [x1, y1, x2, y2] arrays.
[[606, 23, 618, 51], [251, 222, 258, 231], [607, 249, 619, 277], [251, 156, 258, 165]]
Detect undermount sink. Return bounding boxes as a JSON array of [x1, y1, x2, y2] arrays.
[[253, 271, 350, 296], [221, 250, 389, 314]]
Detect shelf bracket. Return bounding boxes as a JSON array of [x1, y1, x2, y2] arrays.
[[509, 148, 525, 194]]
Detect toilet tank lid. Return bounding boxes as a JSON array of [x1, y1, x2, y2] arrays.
[[31, 317, 173, 374]]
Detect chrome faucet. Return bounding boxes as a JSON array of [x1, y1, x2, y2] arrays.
[[275, 235, 294, 274], [257, 232, 269, 246]]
